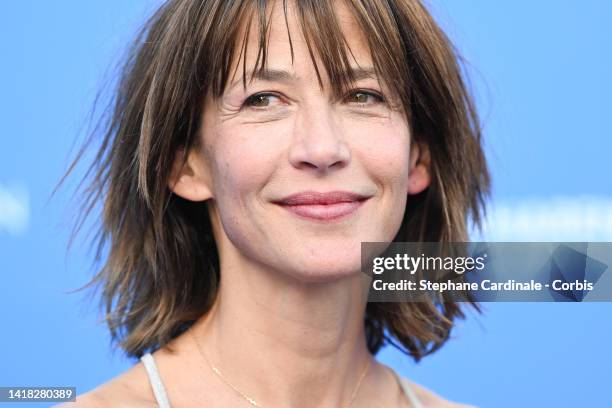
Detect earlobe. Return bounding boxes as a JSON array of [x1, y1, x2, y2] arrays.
[[407, 142, 431, 195], [168, 147, 213, 202]]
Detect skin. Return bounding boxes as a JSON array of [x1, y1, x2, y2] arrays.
[[68, 1, 472, 407]]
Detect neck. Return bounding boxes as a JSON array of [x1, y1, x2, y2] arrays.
[[189, 248, 373, 408]]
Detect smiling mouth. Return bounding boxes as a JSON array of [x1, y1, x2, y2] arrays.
[[272, 191, 371, 221]]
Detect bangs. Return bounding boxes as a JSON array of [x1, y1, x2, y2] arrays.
[[74, 0, 488, 359], [207, 0, 410, 103]]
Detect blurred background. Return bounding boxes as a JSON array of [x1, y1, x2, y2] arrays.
[[1, 1, 610, 407]]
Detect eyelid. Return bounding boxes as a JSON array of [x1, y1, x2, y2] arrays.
[[241, 89, 386, 111], [342, 89, 386, 104], [241, 92, 286, 110]]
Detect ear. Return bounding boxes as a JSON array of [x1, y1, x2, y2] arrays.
[[407, 141, 431, 195], [168, 146, 213, 201]]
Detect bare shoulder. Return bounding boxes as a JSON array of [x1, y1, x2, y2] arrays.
[[55, 360, 156, 408], [408, 379, 476, 408]]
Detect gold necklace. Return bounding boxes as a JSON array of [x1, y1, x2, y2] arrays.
[[190, 329, 371, 407]]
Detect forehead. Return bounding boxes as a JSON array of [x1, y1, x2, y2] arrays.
[[228, 0, 375, 92]]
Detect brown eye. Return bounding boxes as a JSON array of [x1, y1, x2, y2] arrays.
[[244, 93, 279, 108], [350, 92, 369, 103], [345, 90, 384, 105]]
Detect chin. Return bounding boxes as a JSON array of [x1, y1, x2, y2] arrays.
[[287, 267, 360, 284], [281, 251, 364, 284]]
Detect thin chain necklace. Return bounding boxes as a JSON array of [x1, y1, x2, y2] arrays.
[[190, 329, 371, 407]]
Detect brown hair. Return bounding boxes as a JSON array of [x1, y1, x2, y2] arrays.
[[67, 0, 489, 361]]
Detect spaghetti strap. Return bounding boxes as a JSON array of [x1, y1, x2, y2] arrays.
[[140, 352, 422, 408], [141, 352, 172, 408], [390, 367, 425, 408]]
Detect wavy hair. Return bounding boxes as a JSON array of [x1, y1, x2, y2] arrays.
[[66, 0, 490, 361]]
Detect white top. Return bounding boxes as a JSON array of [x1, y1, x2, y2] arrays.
[[141, 352, 424, 407]]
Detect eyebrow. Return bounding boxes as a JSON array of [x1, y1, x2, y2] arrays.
[[227, 66, 378, 90]]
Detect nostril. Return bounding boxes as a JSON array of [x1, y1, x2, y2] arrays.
[[290, 143, 351, 173], [288, 112, 351, 171]]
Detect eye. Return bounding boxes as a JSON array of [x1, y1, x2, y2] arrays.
[[344, 90, 385, 105], [243, 93, 281, 108]]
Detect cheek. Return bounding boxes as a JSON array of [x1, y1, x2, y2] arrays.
[[205, 123, 282, 248], [347, 117, 411, 190], [211, 123, 281, 192]]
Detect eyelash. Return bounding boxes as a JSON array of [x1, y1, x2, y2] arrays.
[[241, 89, 386, 109], [344, 89, 386, 105]]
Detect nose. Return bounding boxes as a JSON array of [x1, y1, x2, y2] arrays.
[[288, 106, 350, 173]]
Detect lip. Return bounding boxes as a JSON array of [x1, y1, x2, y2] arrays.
[[272, 191, 371, 221]]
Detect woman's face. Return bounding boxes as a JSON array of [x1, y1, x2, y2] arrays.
[[177, 1, 428, 282]]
